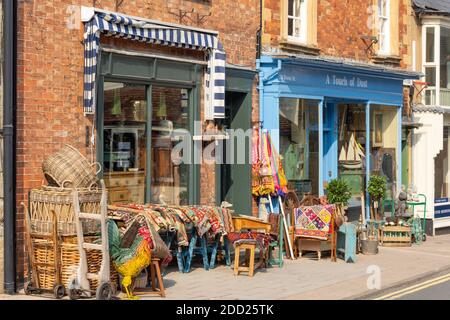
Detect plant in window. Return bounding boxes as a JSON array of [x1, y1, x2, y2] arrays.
[[325, 178, 352, 227], [367, 175, 387, 221]]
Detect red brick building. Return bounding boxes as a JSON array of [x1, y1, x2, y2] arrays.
[[11, 0, 261, 288]]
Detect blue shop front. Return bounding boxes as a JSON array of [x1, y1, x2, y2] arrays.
[[257, 55, 419, 220]]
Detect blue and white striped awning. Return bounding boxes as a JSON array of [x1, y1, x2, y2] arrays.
[[83, 12, 226, 119]]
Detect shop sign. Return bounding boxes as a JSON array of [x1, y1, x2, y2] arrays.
[[434, 202, 450, 219], [325, 74, 369, 89], [435, 197, 449, 204]]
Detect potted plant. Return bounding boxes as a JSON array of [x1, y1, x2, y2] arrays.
[[325, 178, 352, 227], [367, 175, 387, 221]]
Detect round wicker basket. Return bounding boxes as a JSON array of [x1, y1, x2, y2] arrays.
[[42, 144, 101, 189]]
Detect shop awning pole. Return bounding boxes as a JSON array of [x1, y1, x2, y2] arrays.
[[365, 102, 371, 221], [397, 106, 403, 194]]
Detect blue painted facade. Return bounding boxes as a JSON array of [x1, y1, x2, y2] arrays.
[[257, 55, 419, 219]]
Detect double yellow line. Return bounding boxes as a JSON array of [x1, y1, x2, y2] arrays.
[[375, 273, 450, 300]]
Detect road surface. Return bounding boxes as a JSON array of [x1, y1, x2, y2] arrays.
[[374, 273, 450, 300]]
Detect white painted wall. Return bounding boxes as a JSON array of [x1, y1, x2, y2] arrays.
[[412, 111, 444, 218]]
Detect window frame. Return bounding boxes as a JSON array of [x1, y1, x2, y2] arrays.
[[286, 0, 308, 44], [423, 24, 439, 105], [377, 0, 391, 55]]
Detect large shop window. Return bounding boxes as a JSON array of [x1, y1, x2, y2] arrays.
[[102, 82, 191, 205], [338, 104, 367, 199], [435, 126, 450, 200], [279, 98, 319, 198], [370, 105, 399, 199]]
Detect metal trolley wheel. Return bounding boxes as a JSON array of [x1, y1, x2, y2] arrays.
[[53, 284, 66, 299], [96, 282, 113, 300]]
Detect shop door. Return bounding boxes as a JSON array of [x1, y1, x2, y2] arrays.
[[218, 91, 252, 214]]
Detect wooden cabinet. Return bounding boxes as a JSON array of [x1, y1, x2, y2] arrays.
[[104, 171, 145, 204]]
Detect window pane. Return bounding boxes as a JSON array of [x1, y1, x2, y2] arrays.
[[425, 89, 436, 105], [151, 86, 190, 205], [440, 27, 450, 106], [426, 27, 435, 63], [435, 127, 450, 199], [370, 105, 399, 204], [103, 82, 147, 204], [288, 0, 293, 16], [338, 104, 366, 199], [280, 98, 319, 198], [288, 17, 293, 36], [425, 67, 436, 86]]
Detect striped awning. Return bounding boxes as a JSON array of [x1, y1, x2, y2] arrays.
[[83, 12, 226, 119]]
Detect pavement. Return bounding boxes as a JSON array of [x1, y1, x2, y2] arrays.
[[1, 233, 450, 300]]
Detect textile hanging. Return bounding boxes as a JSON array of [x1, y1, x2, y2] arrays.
[[83, 12, 226, 119], [294, 205, 335, 240]]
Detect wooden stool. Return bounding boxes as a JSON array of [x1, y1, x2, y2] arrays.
[[134, 258, 166, 298], [149, 258, 165, 297], [233, 241, 265, 277]]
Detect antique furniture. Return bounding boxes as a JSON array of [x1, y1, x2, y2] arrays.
[[233, 241, 265, 277], [232, 215, 272, 233], [336, 222, 357, 263], [104, 171, 145, 204]]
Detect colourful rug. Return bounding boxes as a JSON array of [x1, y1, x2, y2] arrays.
[[294, 205, 335, 240]]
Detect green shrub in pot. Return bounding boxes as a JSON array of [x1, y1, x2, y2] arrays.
[[367, 175, 387, 220], [325, 178, 352, 227]]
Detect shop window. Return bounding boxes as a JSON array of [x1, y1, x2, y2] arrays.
[[102, 82, 191, 206], [370, 105, 399, 200], [377, 0, 391, 55], [279, 98, 319, 198], [103, 82, 147, 204], [287, 0, 307, 43], [337, 104, 367, 199], [435, 127, 450, 200], [151, 86, 190, 205]]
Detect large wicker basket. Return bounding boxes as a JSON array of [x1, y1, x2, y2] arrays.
[[42, 144, 100, 189], [29, 186, 103, 236], [32, 236, 118, 291]]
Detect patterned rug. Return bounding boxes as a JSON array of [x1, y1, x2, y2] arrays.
[[294, 205, 335, 240]]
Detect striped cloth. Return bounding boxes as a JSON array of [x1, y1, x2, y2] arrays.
[[83, 12, 226, 119]]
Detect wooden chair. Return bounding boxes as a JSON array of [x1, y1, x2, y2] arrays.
[[233, 240, 265, 277], [294, 197, 338, 262]]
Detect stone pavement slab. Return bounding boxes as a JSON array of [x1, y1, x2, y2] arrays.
[[1, 234, 450, 300]]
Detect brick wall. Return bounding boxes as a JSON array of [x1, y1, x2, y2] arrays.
[[262, 0, 413, 69], [16, 0, 260, 285]]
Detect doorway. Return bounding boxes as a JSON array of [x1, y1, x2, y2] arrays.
[[216, 91, 252, 214]]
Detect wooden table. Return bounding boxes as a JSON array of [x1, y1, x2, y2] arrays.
[[232, 215, 271, 232]]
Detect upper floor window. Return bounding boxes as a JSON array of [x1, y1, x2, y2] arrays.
[[422, 24, 450, 107], [378, 0, 391, 55], [287, 0, 307, 43]]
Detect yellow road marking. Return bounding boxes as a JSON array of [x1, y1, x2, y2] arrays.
[[375, 273, 450, 300]]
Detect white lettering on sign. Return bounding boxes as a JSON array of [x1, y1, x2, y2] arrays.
[[325, 74, 369, 89]]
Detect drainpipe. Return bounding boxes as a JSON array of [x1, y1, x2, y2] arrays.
[[3, 0, 17, 294]]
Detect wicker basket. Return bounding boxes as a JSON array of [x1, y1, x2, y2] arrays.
[[29, 186, 103, 236], [32, 236, 118, 291], [43, 144, 101, 189]]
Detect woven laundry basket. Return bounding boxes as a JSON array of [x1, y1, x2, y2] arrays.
[[29, 186, 104, 236], [42, 144, 101, 189]]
